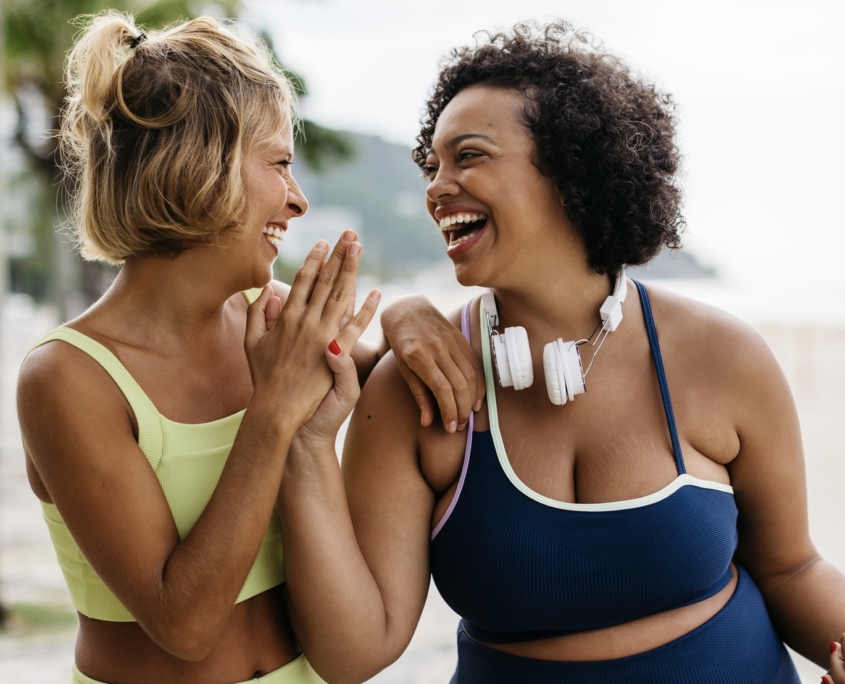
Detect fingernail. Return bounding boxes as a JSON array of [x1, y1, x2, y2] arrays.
[[341, 230, 356, 242], [447, 421, 457, 433], [457, 422, 468, 432], [348, 243, 361, 256], [315, 240, 329, 251], [368, 289, 381, 300], [832, 642, 839, 654], [473, 400, 483, 412], [328, 339, 342, 356]]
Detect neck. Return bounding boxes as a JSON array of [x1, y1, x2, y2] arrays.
[[491, 263, 616, 344], [93, 247, 252, 341]]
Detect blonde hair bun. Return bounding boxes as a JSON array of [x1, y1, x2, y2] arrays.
[[60, 11, 296, 264]]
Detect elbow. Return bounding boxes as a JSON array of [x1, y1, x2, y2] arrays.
[[308, 647, 401, 684], [146, 618, 220, 662]]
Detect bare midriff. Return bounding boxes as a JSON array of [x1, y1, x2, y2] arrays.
[[473, 563, 738, 662], [75, 585, 298, 684]]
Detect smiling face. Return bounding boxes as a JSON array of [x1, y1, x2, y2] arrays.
[[234, 122, 309, 288], [424, 85, 578, 288]]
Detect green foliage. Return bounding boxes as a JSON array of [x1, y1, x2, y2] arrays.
[[298, 120, 357, 172], [1, 0, 357, 304]]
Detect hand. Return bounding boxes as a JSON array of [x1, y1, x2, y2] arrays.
[[381, 295, 484, 433], [296, 290, 382, 445], [244, 233, 366, 428], [826, 638, 845, 683]]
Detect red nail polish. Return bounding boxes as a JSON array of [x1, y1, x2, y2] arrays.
[[832, 642, 839, 654], [328, 339, 342, 356]]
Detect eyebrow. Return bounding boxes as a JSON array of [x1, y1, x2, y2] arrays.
[[448, 133, 496, 148], [428, 133, 497, 157]]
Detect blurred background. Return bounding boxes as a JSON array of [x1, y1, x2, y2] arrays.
[[0, 0, 843, 681]]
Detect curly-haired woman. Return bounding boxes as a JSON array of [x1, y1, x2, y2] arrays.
[[277, 21, 845, 684], [16, 12, 483, 684]]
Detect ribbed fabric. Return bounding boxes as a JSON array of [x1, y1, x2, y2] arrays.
[[72, 654, 326, 684], [450, 567, 799, 684], [431, 283, 798, 680], [32, 288, 283, 622]]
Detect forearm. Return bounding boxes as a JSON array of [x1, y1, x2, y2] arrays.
[[140, 395, 298, 658], [279, 439, 402, 683], [759, 557, 845, 666]]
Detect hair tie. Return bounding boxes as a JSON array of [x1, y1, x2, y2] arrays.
[[129, 33, 147, 49]]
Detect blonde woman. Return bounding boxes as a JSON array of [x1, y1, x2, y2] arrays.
[[16, 13, 481, 684]]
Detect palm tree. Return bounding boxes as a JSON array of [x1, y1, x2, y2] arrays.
[[1, 0, 353, 312]]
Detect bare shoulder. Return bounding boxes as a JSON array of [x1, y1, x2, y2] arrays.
[[351, 350, 420, 435], [18, 338, 136, 497], [642, 282, 787, 413], [19, 337, 129, 414]]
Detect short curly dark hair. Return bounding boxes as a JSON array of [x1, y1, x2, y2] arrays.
[[413, 21, 684, 274]]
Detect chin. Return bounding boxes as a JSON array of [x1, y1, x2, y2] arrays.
[[452, 260, 488, 289]]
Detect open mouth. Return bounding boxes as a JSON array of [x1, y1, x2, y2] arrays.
[[262, 224, 285, 247], [439, 212, 488, 247]]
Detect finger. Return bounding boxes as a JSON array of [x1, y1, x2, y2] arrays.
[[431, 354, 472, 432], [244, 286, 274, 349], [308, 231, 357, 311], [325, 340, 362, 404], [286, 240, 329, 309], [464, 337, 486, 413], [336, 290, 381, 351], [320, 241, 363, 327], [830, 640, 845, 683], [339, 290, 356, 331], [395, 360, 436, 428], [265, 295, 282, 331], [448, 347, 480, 427]]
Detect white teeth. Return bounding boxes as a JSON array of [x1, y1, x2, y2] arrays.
[[449, 227, 481, 246], [263, 225, 285, 243], [439, 212, 487, 231]]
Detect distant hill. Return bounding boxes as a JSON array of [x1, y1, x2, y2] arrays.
[[286, 131, 715, 281], [286, 131, 442, 279]]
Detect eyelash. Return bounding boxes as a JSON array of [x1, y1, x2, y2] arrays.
[[277, 160, 293, 169], [423, 150, 482, 178]]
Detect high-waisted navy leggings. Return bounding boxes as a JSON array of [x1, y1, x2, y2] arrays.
[[450, 565, 800, 684]]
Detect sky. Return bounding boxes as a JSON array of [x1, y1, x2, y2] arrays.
[[241, 0, 845, 324]]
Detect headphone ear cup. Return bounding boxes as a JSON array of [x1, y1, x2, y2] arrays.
[[543, 341, 567, 405], [560, 341, 586, 401], [505, 326, 534, 390]]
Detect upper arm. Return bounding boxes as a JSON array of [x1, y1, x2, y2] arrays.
[[17, 343, 182, 623], [714, 320, 817, 581], [341, 352, 435, 645]]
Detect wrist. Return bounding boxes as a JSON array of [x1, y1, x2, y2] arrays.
[[291, 427, 337, 454], [247, 391, 305, 439]]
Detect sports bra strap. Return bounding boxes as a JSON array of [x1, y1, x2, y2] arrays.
[[31, 328, 164, 471], [633, 280, 686, 475], [461, 302, 475, 433]]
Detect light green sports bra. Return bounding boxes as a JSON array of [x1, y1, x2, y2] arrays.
[[32, 289, 285, 622]]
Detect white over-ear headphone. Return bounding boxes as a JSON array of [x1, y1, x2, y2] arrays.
[[482, 271, 627, 405]]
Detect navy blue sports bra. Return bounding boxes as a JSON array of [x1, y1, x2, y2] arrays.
[[429, 281, 738, 644]]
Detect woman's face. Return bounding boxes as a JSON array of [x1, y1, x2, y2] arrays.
[[236, 122, 308, 288], [424, 85, 571, 288]]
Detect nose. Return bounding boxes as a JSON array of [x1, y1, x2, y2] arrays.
[[287, 177, 309, 217], [425, 166, 460, 205]]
